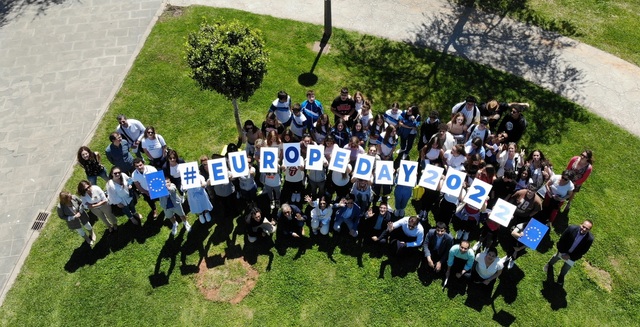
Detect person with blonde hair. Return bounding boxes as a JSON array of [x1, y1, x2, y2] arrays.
[[57, 191, 95, 245]]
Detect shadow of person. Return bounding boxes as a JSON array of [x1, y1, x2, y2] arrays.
[[179, 223, 210, 275], [491, 302, 517, 327], [541, 279, 568, 310], [495, 265, 525, 304], [148, 232, 183, 288]]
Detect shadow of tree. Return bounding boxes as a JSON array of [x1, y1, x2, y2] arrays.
[[451, 0, 579, 36], [0, 0, 71, 28], [332, 1, 590, 147]]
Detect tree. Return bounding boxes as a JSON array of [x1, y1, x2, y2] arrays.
[[185, 20, 269, 140]]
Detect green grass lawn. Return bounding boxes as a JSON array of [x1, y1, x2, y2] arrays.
[[1, 6, 640, 326], [461, 0, 640, 66]]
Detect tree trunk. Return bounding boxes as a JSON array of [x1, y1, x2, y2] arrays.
[[232, 98, 243, 145]]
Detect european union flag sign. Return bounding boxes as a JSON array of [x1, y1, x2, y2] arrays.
[[518, 218, 549, 250], [145, 171, 169, 199]]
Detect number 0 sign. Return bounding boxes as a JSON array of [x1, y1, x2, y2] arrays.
[[440, 169, 466, 197]]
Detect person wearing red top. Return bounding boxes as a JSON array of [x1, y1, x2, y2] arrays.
[[564, 150, 593, 211]]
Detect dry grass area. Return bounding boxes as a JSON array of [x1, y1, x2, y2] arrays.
[[195, 257, 259, 304], [584, 260, 613, 292]]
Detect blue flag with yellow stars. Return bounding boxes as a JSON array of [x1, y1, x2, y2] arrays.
[[145, 171, 169, 199], [518, 218, 549, 250]]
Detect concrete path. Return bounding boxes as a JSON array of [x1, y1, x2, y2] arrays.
[[1, 0, 639, 305]]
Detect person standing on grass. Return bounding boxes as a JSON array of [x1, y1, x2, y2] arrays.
[[158, 176, 191, 236], [451, 96, 481, 128], [331, 87, 357, 128], [564, 149, 593, 211], [140, 126, 168, 170], [268, 90, 292, 127], [185, 173, 213, 225], [115, 114, 146, 158], [131, 158, 159, 218], [301, 89, 324, 125], [106, 166, 142, 226], [105, 132, 135, 174], [544, 220, 594, 286], [78, 180, 118, 233], [57, 191, 95, 246], [445, 240, 475, 284], [76, 146, 109, 186]]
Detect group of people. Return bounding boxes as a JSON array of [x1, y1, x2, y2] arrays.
[[57, 88, 594, 290]]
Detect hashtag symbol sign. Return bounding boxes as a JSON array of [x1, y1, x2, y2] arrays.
[[184, 166, 196, 184], [179, 162, 201, 190]]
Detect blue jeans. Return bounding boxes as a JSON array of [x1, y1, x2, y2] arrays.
[[87, 167, 109, 185]]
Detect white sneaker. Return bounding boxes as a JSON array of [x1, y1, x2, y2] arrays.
[[205, 212, 211, 222], [171, 223, 178, 235], [199, 214, 205, 224], [184, 221, 192, 233]]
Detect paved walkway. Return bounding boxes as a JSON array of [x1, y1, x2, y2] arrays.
[[1, 0, 639, 305]]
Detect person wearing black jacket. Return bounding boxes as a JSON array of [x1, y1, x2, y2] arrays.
[[544, 220, 594, 286]]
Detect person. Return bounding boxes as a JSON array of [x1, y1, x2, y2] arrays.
[[242, 120, 263, 159], [78, 180, 118, 232], [353, 91, 366, 112], [433, 123, 456, 152], [277, 203, 306, 239], [158, 176, 191, 235], [465, 117, 491, 144], [268, 90, 292, 127], [497, 104, 528, 144], [496, 142, 523, 178], [451, 96, 481, 128], [131, 158, 159, 218], [331, 87, 357, 128], [488, 170, 517, 209], [384, 102, 402, 128], [564, 149, 593, 208], [445, 240, 475, 285], [351, 177, 373, 213], [419, 135, 445, 169], [469, 247, 504, 288], [540, 170, 575, 225], [140, 126, 167, 170], [301, 89, 324, 125], [330, 118, 351, 148], [503, 221, 528, 270], [443, 144, 467, 171], [480, 100, 530, 131], [333, 195, 361, 237], [422, 222, 454, 276], [524, 149, 549, 189], [260, 164, 282, 210], [397, 105, 421, 157], [464, 137, 486, 160], [236, 160, 258, 206], [76, 146, 109, 185], [162, 149, 185, 193], [418, 110, 441, 153], [507, 184, 543, 225], [344, 136, 365, 167], [377, 125, 398, 161], [351, 120, 369, 147], [106, 166, 142, 226], [311, 113, 331, 145], [261, 112, 285, 137], [544, 220, 594, 286], [57, 191, 95, 245], [115, 114, 146, 158], [105, 132, 135, 174], [368, 113, 387, 149], [329, 163, 352, 201], [373, 216, 424, 257], [281, 163, 305, 207], [290, 103, 312, 139], [307, 195, 333, 235], [185, 173, 213, 224], [245, 207, 277, 243], [357, 101, 373, 128], [306, 155, 328, 200], [447, 112, 467, 144], [362, 202, 392, 238]]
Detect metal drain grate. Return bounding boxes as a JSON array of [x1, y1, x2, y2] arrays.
[[31, 211, 50, 231]]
